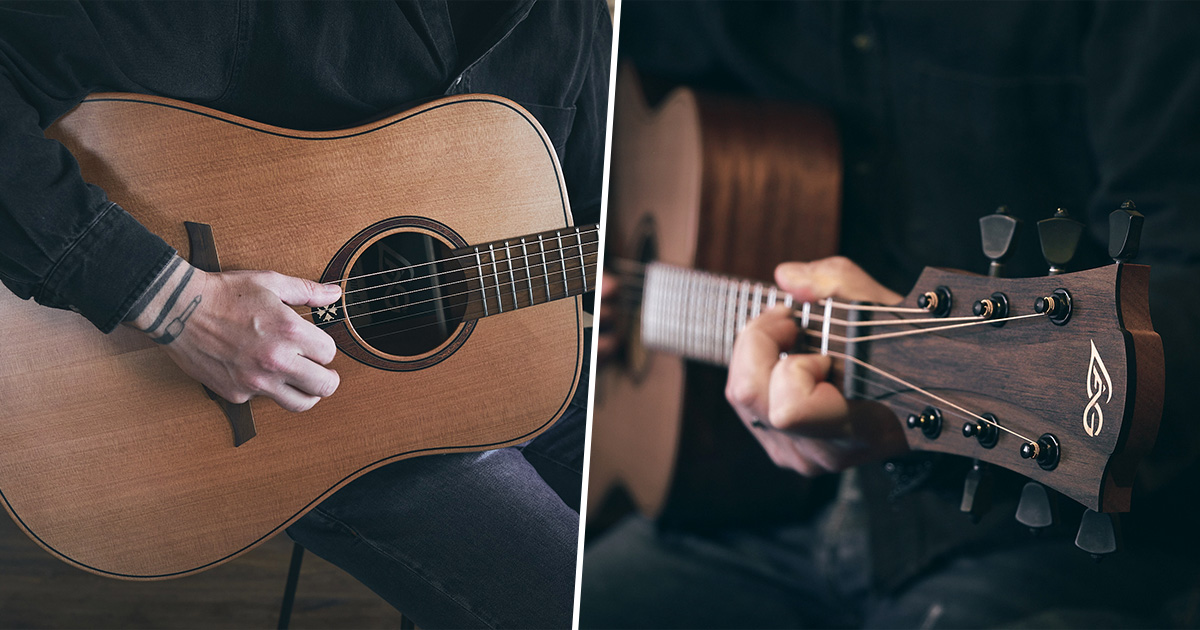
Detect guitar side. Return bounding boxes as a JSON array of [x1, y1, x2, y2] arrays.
[[0, 94, 583, 578], [589, 68, 842, 524]]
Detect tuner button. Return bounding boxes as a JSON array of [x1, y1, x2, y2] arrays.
[[960, 460, 992, 522], [980, 206, 1022, 278], [1075, 509, 1121, 560], [1020, 433, 1061, 470], [972, 293, 1010, 325], [1034, 290, 1072, 326], [1015, 481, 1056, 532], [964, 413, 1000, 448], [1108, 200, 1144, 263], [917, 287, 953, 317], [906, 408, 942, 439], [1038, 208, 1084, 275]]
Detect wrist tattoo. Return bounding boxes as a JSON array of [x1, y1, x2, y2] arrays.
[[138, 266, 195, 334], [125, 257, 182, 325], [153, 296, 201, 345]]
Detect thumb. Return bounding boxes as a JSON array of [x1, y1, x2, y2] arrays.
[[263, 272, 342, 307]]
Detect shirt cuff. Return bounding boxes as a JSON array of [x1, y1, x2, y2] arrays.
[[36, 201, 177, 333]]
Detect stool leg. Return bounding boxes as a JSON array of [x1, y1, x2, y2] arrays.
[[277, 542, 306, 630]]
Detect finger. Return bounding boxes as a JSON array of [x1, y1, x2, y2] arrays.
[[726, 307, 799, 420], [283, 356, 341, 398], [775, 256, 902, 305], [596, 332, 620, 361], [601, 271, 620, 298], [269, 382, 324, 413], [766, 353, 849, 438], [262, 272, 343, 307], [289, 315, 339, 365]]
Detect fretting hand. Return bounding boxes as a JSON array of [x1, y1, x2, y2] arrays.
[[124, 256, 342, 412], [725, 256, 909, 475]]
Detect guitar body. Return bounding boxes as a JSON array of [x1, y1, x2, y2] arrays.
[[0, 94, 583, 578], [588, 69, 842, 524]]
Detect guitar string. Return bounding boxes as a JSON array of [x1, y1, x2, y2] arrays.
[[840, 371, 1032, 451], [823, 349, 1034, 443], [641, 288, 1048, 441], [801, 311, 1046, 344], [337, 240, 599, 299], [308, 261, 599, 331], [840, 369, 996, 433], [302, 262, 599, 332], [324, 243, 599, 314], [610, 262, 932, 315], [318, 226, 601, 289], [299, 243, 601, 317]]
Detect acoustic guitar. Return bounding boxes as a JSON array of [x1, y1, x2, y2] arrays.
[[595, 71, 1163, 544], [0, 93, 597, 579], [589, 68, 842, 527]]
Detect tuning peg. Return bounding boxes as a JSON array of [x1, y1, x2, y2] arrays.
[[979, 206, 1021, 278], [1038, 208, 1084, 275], [960, 459, 992, 523], [1015, 481, 1056, 534], [1075, 509, 1121, 561], [1108, 200, 1144, 263]]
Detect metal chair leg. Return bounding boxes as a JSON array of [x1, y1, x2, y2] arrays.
[[277, 542, 306, 630]]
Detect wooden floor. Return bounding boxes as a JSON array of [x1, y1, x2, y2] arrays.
[[0, 513, 405, 629]]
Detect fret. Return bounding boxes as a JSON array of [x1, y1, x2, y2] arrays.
[[641, 263, 658, 349], [736, 280, 749, 334], [538, 235, 550, 302], [700, 270, 705, 357], [684, 271, 695, 359], [452, 223, 598, 321], [556, 231, 569, 298], [520, 238, 534, 305], [489, 244, 503, 313], [724, 277, 738, 365], [752, 284, 763, 319], [768, 286, 777, 309], [706, 274, 721, 363], [668, 266, 681, 354], [504, 241, 518, 310], [474, 247, 489, 317], [575, 227, 588, 292], [689, 272, 702, 359], [820, 298, 834, 356]]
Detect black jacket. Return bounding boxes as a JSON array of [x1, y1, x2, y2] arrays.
[[0, 0, 609, 332]]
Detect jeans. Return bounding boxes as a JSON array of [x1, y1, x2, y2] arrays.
[[287, 402, 584, 629], [579, 495, 1198, 629]]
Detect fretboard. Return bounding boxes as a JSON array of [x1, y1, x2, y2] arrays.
[[641, 262, 794, 366], [456, 224, 599, 321]]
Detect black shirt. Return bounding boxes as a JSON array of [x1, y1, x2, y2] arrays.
[[0, 0, 609, 332]]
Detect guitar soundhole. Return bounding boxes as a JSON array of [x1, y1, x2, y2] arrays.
[[343, 231, 468, 358]]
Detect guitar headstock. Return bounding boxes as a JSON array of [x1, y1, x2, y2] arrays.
[[853, 207, 1163, 515]]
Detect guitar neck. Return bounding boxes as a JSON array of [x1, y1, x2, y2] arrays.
[[641, 262, 797, 366], [457, 224, 599, 321]]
